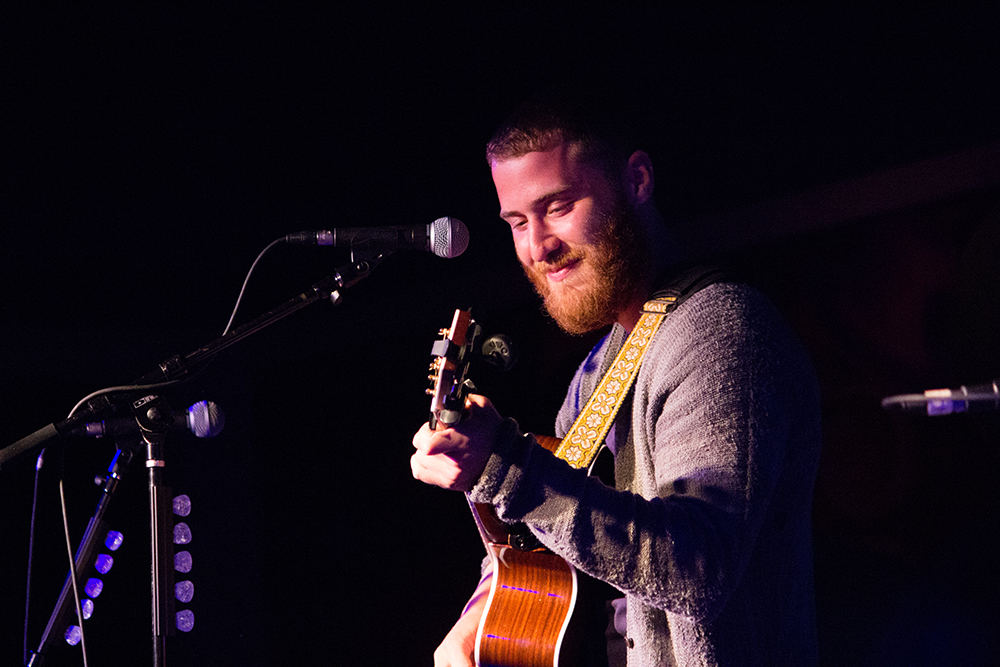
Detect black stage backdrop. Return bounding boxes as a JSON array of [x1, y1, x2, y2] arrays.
[[2, 6, 998, 666]]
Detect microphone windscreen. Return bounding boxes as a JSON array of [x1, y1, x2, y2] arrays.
[[187, 400, 225, 437], [430, 217, 469, 259]]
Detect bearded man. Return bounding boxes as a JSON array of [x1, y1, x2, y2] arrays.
[[411, 90, 822, 667]]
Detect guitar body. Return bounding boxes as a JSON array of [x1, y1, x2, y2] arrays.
[[476, 542, 578, 667], [468, 435, 613, 667]]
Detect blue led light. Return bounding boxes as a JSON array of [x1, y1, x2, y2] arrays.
[[173, 494, 191, 517], [175, 609, 195, 633], [173, 522, 192, 545], [105, 530, 124, 551], [95, 553, 114, 574], [175, 550, 192, 573], [175, 580, 194, 604], [65, 625, 82, 646], [85, 578, 103, 598]]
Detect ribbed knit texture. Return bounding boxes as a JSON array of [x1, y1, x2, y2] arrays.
[[470, 283, 822, 666]]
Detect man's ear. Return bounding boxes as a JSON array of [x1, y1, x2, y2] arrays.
[[625, 150, 654, 205]]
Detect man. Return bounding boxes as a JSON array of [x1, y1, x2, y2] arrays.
[[411, 90, 822, 666]]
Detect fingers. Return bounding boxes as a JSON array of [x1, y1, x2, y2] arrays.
[[410, 450, 476, 491], [411, 394, 502, 492], [411, 425, 475, 490], [413, 423, 467, 457]]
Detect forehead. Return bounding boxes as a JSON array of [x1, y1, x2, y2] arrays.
[[491, 143, 605, 213]]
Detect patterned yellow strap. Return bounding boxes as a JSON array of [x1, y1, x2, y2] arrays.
[[553, 297, 676, 468]]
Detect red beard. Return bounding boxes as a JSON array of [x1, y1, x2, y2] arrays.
[[523, 197, 650, 335]]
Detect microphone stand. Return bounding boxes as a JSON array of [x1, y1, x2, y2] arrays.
[[136, 395, 177, 667], [27, 447, 134, 666], [2, 258, 381, 467], [13, 256, 385, 666]]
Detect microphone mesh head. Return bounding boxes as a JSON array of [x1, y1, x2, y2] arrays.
[[429, 217, 469, 258], [186, 400, 225, 438]]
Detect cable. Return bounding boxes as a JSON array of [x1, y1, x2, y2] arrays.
[[222, 237, 284, 336], [23, 451, 44, 664], [59, 476, 88, 667], [67, 380, 185, 420]]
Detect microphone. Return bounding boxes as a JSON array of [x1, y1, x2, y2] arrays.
[[74, 400, 226, 439], [285, 216, 469, 259], [881, 380, 999, 416]]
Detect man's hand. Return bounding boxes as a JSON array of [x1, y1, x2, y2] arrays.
[[411, 394, 501, 492], [433, 567, 493, 667]]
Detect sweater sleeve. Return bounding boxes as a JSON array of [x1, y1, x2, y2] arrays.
[[467, 283, 819, 622]]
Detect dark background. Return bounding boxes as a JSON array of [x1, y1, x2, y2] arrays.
[[2, 5, 998, 665]]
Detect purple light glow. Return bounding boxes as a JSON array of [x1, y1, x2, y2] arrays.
[[176, 609, 195, 633], [105, 530, 124, 551], [95, 554, 114, 574], [173, 494, 191, 517], [173, 522, 192, 545], [84, 578, 103, 598], [175, 580, 194, 603], [175, 550, 192, 573]]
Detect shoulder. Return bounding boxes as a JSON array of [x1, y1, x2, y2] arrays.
[[642, 281, 813, 389], [649, 281, 775, 348], [671, 280, 780, 324]]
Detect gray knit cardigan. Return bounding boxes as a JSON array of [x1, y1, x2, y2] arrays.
[[469, 282, 822, 666]]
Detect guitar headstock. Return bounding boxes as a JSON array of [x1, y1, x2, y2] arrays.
[[427, 309, 481, 429]]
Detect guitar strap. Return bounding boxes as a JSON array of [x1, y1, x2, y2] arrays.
[[553, 265, 726, 469]]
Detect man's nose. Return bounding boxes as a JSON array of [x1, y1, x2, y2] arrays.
[[528, 218, 560, 264]]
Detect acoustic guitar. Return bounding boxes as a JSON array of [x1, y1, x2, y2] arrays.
[[426, 309, 610, 667]]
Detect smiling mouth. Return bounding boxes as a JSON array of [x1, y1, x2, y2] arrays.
[[546, 258, 580, 282]]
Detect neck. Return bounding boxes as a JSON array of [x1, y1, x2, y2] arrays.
[[615, 279, 652, 333], [616, 211, 688, 333]]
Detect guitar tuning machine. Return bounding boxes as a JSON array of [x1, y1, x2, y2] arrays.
[[427, 359, 444, 383]]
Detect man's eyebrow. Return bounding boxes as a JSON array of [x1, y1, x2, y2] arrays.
[[499, 186, 574, 219]]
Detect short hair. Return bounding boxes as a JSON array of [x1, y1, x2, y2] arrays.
[[485, 84, 639, 180]]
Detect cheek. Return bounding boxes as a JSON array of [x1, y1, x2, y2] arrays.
[[576, 210, 605, 247], [512, 236, 533, 266]]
